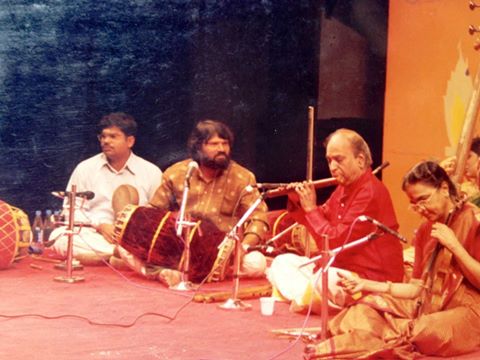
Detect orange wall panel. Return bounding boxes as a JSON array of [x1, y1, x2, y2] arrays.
[[384, 0, 480, 241]]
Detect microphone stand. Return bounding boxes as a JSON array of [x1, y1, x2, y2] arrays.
[[267, 222, 297, 245], [218, 191, 267, 311], [54, 184, 85, 283], [299, 232, 380, 269], [301, 232, 379, 341], [171, 176, 197, 291], [319, 234, 329, 341]]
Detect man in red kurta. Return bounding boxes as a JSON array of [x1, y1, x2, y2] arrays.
[[267, 128, 404, 310]]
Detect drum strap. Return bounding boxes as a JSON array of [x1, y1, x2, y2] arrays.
[[272, 211, 289, 235], [147, 211, 172, 263]]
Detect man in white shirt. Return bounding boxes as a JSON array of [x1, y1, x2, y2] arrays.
[[51, 112, 162, 264]]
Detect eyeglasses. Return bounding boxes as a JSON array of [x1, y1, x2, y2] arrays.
[[97, 133, 124, 142], [408, 189, 437, 212]]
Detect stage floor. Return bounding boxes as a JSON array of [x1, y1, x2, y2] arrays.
[[2, 254, 308, 360], [1, 254, 479, 360]]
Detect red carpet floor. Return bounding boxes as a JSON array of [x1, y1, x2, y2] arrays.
[[2, 254, 480, 360], [1, 254, 307, 360]]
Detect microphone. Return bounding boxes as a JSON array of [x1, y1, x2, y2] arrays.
[[245, 234, 280, 253], [358, 215, 407, 243], [185, 161, 199, 186], [51, 191, 95, 200], [245, 244, 275, 254]]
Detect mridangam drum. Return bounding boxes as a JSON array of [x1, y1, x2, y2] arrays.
[[114, 205, 229, 283], [266, 210, 319, 256], [11, 206, 31, 260], [0, 200, 23, 269]]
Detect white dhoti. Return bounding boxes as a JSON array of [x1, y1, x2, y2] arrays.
[[241, 250, 267, 277], [267, 253, 355, 313], [50, 227, 114, 263]]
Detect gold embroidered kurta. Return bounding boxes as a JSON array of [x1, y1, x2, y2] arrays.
[[149, 159, 269, 246]]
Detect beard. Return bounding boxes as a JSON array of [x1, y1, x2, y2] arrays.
[[200, 152, 231, 170]]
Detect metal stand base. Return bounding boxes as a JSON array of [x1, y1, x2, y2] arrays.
[[218, 298, 252, 311], [54, 275, 85, 283], [170, 280, 197, 291], [54, 260, 84, 271]]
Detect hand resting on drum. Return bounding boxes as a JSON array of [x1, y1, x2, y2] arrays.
[[95, 223, 116, 244]]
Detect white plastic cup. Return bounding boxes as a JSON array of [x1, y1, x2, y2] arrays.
[[260, 297, 275, 316]]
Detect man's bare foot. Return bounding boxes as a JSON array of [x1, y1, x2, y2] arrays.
[[108, 255, 132, 271], [158, 268, 182, 287]]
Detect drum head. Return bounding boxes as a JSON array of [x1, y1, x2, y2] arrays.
[[0, 201, 18, 269]]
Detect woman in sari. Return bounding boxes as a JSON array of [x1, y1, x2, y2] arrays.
[[305, 161, 480, 359]]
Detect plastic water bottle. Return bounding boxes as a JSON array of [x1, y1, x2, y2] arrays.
[[29, 210, 44, 254], [53, 209, 61, 221], [43, 209, 55, 243]]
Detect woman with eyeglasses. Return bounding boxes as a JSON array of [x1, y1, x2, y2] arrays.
[[304, 160, 480, 359]]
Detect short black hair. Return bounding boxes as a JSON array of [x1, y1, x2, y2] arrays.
[[97, 112, 137, 137]]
